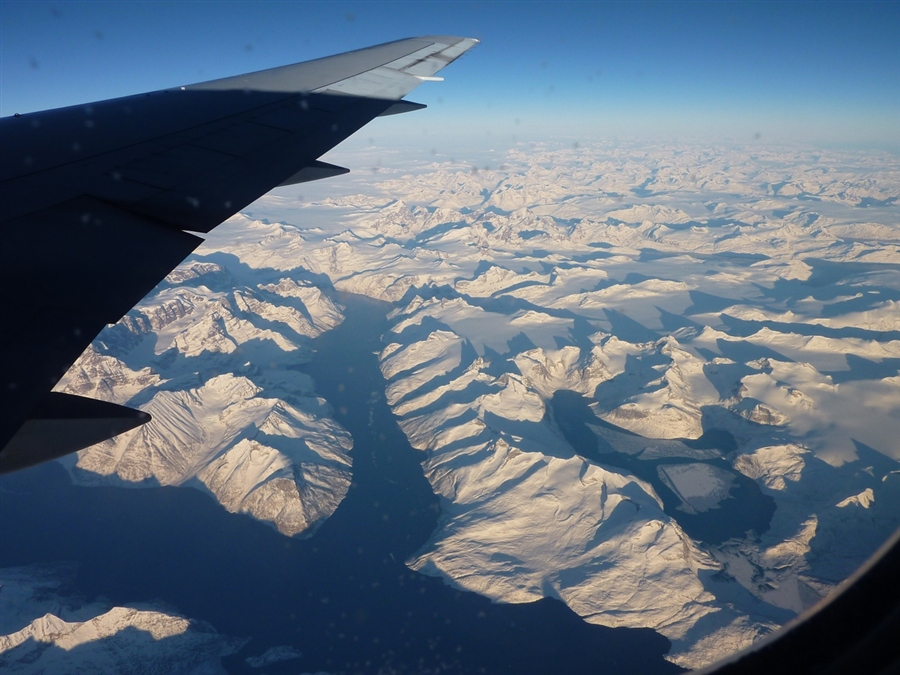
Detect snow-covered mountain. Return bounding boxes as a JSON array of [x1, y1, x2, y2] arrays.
[[0, 565, 243, 674], [19, 140, 898, 670], [285, 140, 897, 668], [55, 255, 352, 538]]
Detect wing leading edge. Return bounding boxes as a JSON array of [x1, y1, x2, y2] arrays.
[[0, 35, 478, 473]]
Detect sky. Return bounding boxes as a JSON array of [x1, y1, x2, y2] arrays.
[[1, 1, 898, 150]]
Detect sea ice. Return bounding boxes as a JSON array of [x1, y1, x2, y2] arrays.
[[656, 463, 738, 514]]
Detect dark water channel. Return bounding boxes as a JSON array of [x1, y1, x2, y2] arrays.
[[550, 390, 776, 544], [0, 293, 682, 674]]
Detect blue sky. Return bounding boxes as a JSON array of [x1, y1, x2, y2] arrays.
[[1, 1, 898, 149]]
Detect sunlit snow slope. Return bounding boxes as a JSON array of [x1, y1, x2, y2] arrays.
[[0, 565, 244, 674], [55, 253, 352, 538]]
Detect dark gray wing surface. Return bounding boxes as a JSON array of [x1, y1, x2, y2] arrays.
[[0, 35, 478, 473]]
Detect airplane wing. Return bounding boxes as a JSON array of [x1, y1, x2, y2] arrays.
[[0, 35, 478, 473]]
